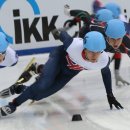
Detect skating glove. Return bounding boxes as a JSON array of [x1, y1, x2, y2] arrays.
[[64, 4, 71, 16], [107, 93, 123, 110], [115, 70, 130, 86]]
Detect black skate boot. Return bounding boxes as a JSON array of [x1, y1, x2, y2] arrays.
[[0, 102, 16, 117], [0, 84, 26, 98]]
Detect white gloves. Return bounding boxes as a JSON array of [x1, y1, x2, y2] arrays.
[[64, 4, 71, 16], [115, 70, 130, 86]]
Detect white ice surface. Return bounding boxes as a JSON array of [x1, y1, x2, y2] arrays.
[[0, 53, 130, 130]]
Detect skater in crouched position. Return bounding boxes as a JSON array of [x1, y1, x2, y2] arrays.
[[0, 32, 44, 98], [0, 32, 18, 68], [0, 31, 123, 117], [64, 4, 130, 86]]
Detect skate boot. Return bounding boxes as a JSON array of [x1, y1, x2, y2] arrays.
[[0, 84, 26, 98], [0, 102, 16, 117]]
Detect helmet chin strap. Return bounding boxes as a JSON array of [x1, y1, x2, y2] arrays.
[[106, 37, 112, 47], [106, 36, 109, 42], [85, 54, 89, 61], [0, 54, 5, 62]]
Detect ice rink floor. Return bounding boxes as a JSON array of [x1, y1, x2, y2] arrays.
[[0, 53, 130, 130]]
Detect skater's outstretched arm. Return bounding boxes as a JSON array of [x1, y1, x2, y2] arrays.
[[101, 66, 123, 109]]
